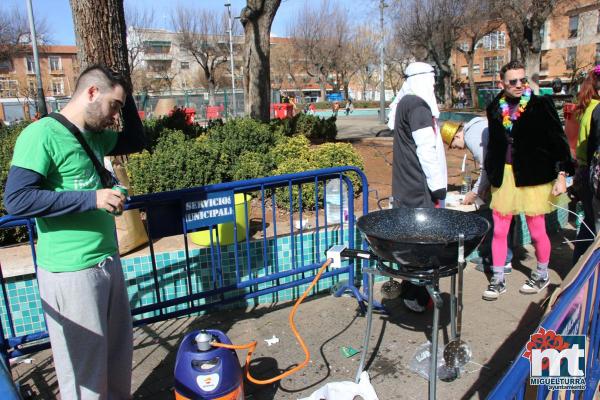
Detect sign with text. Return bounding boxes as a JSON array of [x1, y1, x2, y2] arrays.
[[184, 191, 235, 231]]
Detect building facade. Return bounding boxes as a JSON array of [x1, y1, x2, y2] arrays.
[[451, 0, 600, 91], [0, 45, 78, 99]]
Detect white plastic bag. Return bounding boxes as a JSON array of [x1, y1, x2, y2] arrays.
[[298, 371, 379, 400]]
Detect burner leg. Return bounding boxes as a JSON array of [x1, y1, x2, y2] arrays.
[[355, 270, 374, 383], [450, 275, 457, 340], [426, 284, 442, 400]]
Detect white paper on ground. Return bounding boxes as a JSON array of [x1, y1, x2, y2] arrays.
[[297, 371, 379, 400]]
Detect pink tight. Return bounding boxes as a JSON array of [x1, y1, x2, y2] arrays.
[[491, 211, 550, 267]]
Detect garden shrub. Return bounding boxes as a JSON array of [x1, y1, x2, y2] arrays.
[[143, 108, 207, 150], [269, 135, 310, 166], [273, 158, 320, 211], [310, 142, 365, 194], [232, 152, 272, 181], [127, 129, 225, 194], [205, 117, 282, 180], [273, 141, 364, 212], [270, 113, 337, 142], [0, 121, 32, 245]]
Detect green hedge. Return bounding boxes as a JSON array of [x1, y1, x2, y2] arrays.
[[143, 108, 208, 150], [0, 122, 32, 245], [270, 113, 337, 142], [273, 141, 364, 211]]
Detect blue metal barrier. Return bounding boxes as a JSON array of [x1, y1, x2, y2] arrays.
[[0, 167, 368, 370], [487, 249, 600, 399]]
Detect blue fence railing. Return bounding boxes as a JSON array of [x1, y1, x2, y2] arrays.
[[488, 248, 600, 399], [0, 167, 368, 368]]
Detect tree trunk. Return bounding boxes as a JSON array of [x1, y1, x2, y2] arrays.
[[69, 0, 131, 89], [466, 53, 478, 109], [319, 82, 327, 102], [240, 0, 281, 122]]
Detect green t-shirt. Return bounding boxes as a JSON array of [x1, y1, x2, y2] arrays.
[[11, 117, 119, 272]]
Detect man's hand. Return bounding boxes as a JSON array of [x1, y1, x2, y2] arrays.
[[552, 174, 567, 196], [462, 191, 478, 205], [96, 188, 125, 214]]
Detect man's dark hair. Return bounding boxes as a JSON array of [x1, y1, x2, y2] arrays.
[[73, 64, 129, 96], [499, 60, 525, 80]]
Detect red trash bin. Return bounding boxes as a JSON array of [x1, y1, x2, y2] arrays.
[[273, 103, 294, 119], [563, 103, 579, 158], [183, 107, 196, 125], [206, 106, 221, 120]]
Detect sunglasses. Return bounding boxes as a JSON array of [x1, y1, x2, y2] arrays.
[[506, 77, 528, 86]]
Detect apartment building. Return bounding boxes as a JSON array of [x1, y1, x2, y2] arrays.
[[0, 45, 78, 99], [452, 0, 600, 90]]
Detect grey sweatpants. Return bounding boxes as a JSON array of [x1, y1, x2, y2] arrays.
[[37, 255, 133, 400]]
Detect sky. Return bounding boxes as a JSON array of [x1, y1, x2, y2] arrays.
[[4, 0, 378, 45]]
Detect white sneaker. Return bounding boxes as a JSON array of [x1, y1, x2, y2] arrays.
[[519, 271, 549, 294], [482, 278, 507, 301]]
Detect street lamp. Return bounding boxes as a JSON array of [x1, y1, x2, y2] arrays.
[[225, 3, 237, 117], [25, 0, 47, 116], [378, 0, 387, 124]]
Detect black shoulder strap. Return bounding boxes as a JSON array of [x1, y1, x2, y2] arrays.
[[46, 113, 116, 188]]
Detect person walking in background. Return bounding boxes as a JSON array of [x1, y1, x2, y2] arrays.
[[3, 65, 147, 399], [389, 61, 447, 313], [332, 101, 340, 117], [482, 60, 574, 301], [345, 99, 353, 116], [573, 65, 600, 264], [441, 118, 514, 275]]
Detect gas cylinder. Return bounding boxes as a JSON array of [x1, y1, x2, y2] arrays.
[[174, 330, 243, 400]]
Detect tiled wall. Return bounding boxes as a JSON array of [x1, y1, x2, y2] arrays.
[[1, 227, 361, 339]]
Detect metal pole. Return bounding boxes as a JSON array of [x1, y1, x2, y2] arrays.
[[378, 0, 386, 124], [25, 0, 47, 116], [225, 3, 237, 117]]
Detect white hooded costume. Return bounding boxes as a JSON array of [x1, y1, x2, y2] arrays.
[[390, 62, 447, 208]]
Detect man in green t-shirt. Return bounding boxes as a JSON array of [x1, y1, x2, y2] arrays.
[[4, 65, 146, 399]]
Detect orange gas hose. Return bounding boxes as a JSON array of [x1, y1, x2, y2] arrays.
[[211, 258, 333, 385]]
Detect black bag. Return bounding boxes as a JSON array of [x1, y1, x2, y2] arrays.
[[46, 113, 118, 189]]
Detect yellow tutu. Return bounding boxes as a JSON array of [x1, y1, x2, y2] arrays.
[[490, 164, 558, 216]]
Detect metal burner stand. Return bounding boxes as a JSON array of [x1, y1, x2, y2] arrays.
[[349, 234, 466, 400]]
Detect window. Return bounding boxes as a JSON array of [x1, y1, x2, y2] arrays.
[[569, 15, 579, 38], [482, 31, 506, 50], [180, 61, 189, 70], [28, 80, 36, 93], [0, 59, 12, 71], [483, 56, 504, 75], [143, 41, 171, 54], [51, 79, 64, 96], [49, 56, 61, 72], [596, 43, 600, 66], [460, 66, 468, 76], [458, 42, 469, 52], [566, 47, 577, 69], [25, 56, 34, 73], [0, 79, 19, 97], [473, 64, 480, 75], [148, 60, 171, 73]]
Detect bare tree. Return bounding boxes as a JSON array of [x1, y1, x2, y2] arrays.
[[290, 0, 353, 101], [171, 6, 231, 105], [455, 0, 501, 108], [492, 0, 558, 77], [351, 25, 378, 100], [0, 6, 52, 69], [271, 39, 302, 96], [69, 0, 131, 89], [125, 6, 157, 76], [394, 0, 466, 106]]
